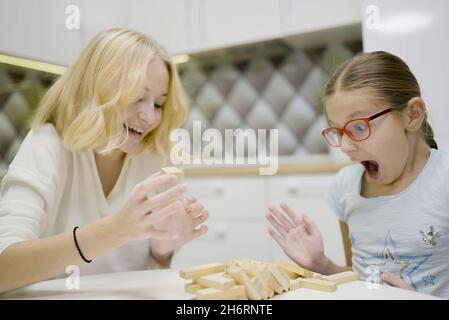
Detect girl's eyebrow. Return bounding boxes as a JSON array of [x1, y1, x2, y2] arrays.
[[328, 111, 367, 127], [347, 110, 367, 118]]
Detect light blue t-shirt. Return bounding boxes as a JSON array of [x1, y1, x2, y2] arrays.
[[326, 148, 449, 298]]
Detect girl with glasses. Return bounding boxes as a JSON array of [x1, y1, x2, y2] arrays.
[[266, 51, 449, 298]]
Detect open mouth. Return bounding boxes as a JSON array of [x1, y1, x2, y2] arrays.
[[361, 160, 380, 180], [123, 123, 144, 137]]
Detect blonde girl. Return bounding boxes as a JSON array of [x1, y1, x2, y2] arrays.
[[0, 28, 208, 293]]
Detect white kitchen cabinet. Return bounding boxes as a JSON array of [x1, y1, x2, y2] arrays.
[[1, 0, 362, 64], [82, 0, 189, 55], [0, 0, 189, 63], [183, 176, 267, 219], [0, 0, 84, 65], [171, 175, 270, 267], [279, 0, 362, 35], [184, 0, 281, 53], [171, 220, 270, 268]]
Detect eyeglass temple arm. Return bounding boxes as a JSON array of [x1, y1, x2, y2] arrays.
[[368, 107, 393, 121]]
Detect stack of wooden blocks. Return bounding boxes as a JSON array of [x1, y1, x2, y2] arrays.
[[180, 260, 359, 300]]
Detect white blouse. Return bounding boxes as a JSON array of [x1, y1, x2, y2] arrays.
[[0, 124, 169, 276]]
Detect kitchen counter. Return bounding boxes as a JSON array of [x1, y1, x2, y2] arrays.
[[182, 155, 352, 176], [0, 269, 439, 300]]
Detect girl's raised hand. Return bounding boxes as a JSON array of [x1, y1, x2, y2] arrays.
[[113, 174, 188, 242], [266, 203, 328, 273], [150, 196, 209, 258]]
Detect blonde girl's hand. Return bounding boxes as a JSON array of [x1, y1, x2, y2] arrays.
[[266, 203, 328, 274], [150, 196, 209, 258], [114, 174, 188, 242]]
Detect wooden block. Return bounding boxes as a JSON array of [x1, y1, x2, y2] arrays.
[[227, 267, 262, 300], [289, 278, 302, 290], [225, 259, 239, 269], [280, 269, 299, 279], [231, 260, 257, 276], [299, 278, 337, 292], [258, 265, 284, 295], [160, 166, 184, 178], [277, 261, 312, 278], [310, 272, 323, 279], [197, 273, 236, 290], [321, 271, 359, 285], [269, 274, 284, 294], [185, 283, 204, 294], [269, 264, 290, 291], [196, 285, 246, 300], [248, 265, 271, 299], [180, 262, 225, 279], [259, 266, 275, 297]]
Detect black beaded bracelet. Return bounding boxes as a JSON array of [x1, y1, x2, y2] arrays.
[[73, 227, 92, 263]]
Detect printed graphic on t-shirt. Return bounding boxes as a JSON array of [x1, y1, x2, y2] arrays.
[[359, 231, 433, 290]]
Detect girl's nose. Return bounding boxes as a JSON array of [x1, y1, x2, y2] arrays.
[[139, 102, 157, 123], [340, 134, 357, 155]]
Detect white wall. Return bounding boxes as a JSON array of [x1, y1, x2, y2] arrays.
[[362, 0, 449, 151]]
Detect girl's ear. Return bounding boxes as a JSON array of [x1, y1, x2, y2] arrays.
[[403, 97, 426, 132]]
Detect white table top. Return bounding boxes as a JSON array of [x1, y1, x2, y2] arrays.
[[0, 269, 439, 300]]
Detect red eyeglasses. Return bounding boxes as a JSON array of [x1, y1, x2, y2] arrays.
[[321, 108, 394, 147]]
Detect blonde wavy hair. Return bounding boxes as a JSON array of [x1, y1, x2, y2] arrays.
[[32, 28, 188, 156]]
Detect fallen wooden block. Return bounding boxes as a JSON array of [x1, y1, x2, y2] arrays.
[[255, 264, 283, 295], [180, 262, 225, 279], [227, 267, 262, 300], [197, 273, 236, 290], [289, 278, 302, 290], [321, 271, 359, 284], [160, 166, 184, 178], [185, 283, 204, 294], [277, 261, 313, 278], [269, 264, 290, 291], [299, 278, 337, 292], [248, 265, 272, 299], [196, 285, 246, 300], [268, 273, 284, 294], [259, 266, 276, 298]]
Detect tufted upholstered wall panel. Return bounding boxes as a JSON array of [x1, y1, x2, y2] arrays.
[[178, 41, 362, 157], [0, 67, 56, 178]]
